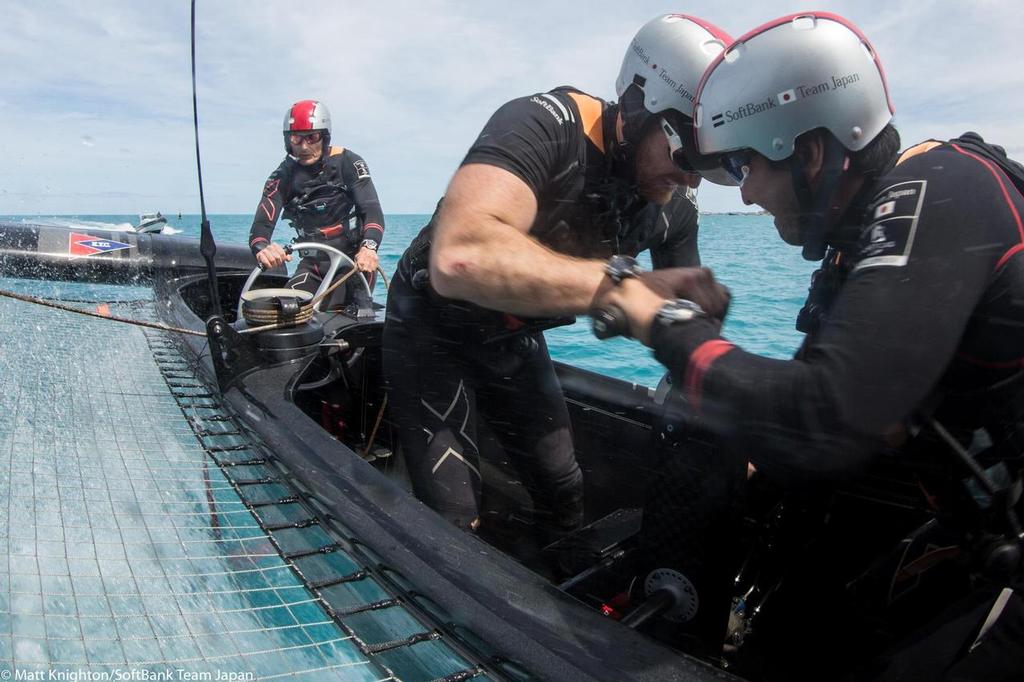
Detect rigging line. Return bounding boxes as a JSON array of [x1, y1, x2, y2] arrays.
[[309, 263, 358, 308], [362, 395, 388, 460], [0, 288, 205, 336], [191, 0, 222, 317]]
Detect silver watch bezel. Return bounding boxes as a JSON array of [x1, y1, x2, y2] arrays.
[[655, 298, 706, 326]]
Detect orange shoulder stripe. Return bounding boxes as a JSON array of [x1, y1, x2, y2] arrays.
[[896, 141, 941, 166], [329, 146, 346, 156], [567, 92, 605, 154]]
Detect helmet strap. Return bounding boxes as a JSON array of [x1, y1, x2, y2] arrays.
[[610, 84, 652, 173], [618, 84, 650, 147], [792, 134, 848, 261]]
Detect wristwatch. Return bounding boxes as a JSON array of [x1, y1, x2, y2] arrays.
[[360, 239, 379, 251], [605, 255, 643, 285], [655, 299, 706, 327]]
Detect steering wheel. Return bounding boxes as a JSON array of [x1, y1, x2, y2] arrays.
[[237, 241, 373, 320]]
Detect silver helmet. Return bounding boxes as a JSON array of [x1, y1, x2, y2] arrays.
[[615, 14, 733, 184], [695, 12, 895, 260], [694, 12, 894, 165]]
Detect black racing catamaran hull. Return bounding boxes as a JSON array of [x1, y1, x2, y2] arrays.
[[0, 221, 259, 283], [0, 224, 739, 680], [152, 267, 738, 682]]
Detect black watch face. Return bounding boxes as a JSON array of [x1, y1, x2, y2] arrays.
[[607, 255, 639, 283]]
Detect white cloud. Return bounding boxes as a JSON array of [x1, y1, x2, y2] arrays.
[[2, 0, 1023, 215]]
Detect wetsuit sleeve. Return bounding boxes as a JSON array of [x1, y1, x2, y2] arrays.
[[249, 162, 288, 256], [650, 149, 1014, 485], [340, 150, 386, 249], [650, 188, 701, 269], [460, 94, 575, 199]]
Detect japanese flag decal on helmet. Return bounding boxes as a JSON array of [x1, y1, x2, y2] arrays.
[[615, 14, 735, 184], [615, 14, 730, 120], [694, 12, 894, 162]]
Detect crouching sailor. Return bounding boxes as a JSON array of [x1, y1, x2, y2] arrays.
[[596, 13, 1024, 680], [382, 15, 734, 538]]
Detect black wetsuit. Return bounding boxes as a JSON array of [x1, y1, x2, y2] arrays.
[[249, 146, 384, 308], [383, 87, 700, 529], [650, 136, 1024, 679]]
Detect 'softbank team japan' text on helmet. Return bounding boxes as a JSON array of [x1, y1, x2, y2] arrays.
[[694, 12, 894, 166], [615, 14, 734, 185]]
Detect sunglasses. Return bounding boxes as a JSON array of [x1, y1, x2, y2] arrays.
[[720, 149, 754, 186], [659, 118, 696, 173], [289, 132, 323, 146]]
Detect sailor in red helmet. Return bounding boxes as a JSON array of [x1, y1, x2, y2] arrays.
[[248, 99, 385, 309]]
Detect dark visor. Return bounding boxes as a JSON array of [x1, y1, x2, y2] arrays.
[[721, 149, 754, 186]]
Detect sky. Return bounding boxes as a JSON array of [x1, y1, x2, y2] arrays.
[[2, 0, 1024, 216]]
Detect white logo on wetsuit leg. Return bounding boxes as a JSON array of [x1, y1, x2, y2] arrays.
[[874, 200, 896, 219], [870, 224, 887, 243], [432, 446, 482, 480], [288, 272, 313, 288], [421, 380, 480, 475]]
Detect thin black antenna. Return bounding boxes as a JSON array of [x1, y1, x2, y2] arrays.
[[190, 0, 222, 317]]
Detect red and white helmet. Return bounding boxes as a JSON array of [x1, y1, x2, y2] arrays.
[[283, 99, 331, 153], [693, 13, 895, 259], [694, 13, 893, 164]]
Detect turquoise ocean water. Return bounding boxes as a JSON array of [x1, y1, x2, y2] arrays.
[[1, 212, 817, 387]]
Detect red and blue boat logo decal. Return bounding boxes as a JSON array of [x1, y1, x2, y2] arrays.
[[69, 232, 132, 258]]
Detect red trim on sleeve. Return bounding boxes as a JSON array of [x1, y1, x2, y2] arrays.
[[684, 339, 736, 411], [259, 198, 276, 222], [362, 224, 384, 246], [259, 178, 280, 222], [249, 237, 269, 247], [949, 143, 1024, 270], [995, 242, 1024, 272]]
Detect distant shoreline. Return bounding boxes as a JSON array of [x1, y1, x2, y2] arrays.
[[700, 211, 769, 216]]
